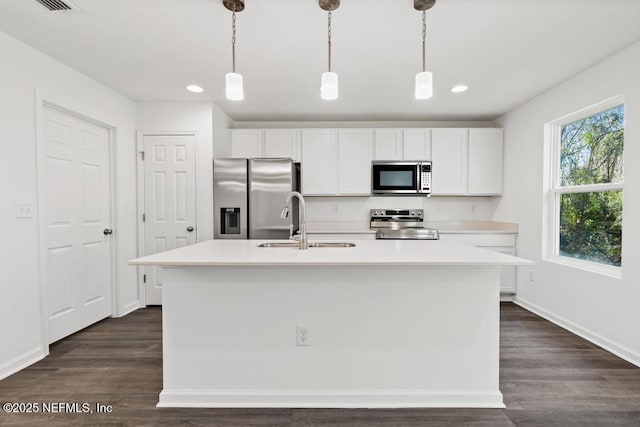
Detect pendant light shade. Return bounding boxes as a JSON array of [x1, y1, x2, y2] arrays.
[[225, 72, 244, 101], [321, 71, 338, 100], [415, 71, 433, 100], [223, 1, 245, 101]]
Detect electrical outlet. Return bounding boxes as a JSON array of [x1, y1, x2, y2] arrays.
[[471, 204, 476, 214], [332, 204, 339, 215], [296, 326, 310, 346], [15, 202, 34, 219], [529, 270, 535, 282]]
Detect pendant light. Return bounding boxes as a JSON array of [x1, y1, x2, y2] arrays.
[[223, 0, 245, 101], [319, 0, 340, 100], [414, 0, 436, 100]]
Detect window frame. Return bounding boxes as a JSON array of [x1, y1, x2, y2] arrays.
[[544, 96, 624, 278]]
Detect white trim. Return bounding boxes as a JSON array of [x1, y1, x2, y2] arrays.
[[0, 348, 47, 381], [157, 389, 505, 409], [544, 255, 622, 279], [515, 297, 640, 368], [136, 130, 200, 306], [552, 182, 623, 194], [34, 90, 118, 347], [543, 95, 625, 269]]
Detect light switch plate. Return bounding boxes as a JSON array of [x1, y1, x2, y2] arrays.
[[16, 202, 34, 219]]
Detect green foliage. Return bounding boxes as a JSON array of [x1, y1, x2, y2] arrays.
[[558, 105, 624, 267]]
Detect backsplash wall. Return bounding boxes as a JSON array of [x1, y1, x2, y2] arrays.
[[305, 196, 497, 223]]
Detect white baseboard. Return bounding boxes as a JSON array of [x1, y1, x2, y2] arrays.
[[157, 389, 505, 409], [115, 301, 142, 318], [0, 347, 46, 381], [500, 293, 515, 302], [515, 297, 640, 368]]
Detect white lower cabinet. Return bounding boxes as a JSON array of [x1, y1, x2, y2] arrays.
[[439, 233, 517, 294]]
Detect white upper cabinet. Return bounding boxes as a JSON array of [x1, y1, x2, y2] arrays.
[[232, 127, 504, 197], [468, 129, 504, 195], [301, 130, 337, 195], [264, 129, 301, 162], [230, 129, 263, 158], [431, 129, 468, 195], [373, 129, 403, 160], [403, 129, 432, 160], [338, 130, 372, 195]]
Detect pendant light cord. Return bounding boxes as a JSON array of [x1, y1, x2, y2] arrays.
[[232, 10, 237, 73], [328, 11, 332, 72], [422, 10, 426, 72]]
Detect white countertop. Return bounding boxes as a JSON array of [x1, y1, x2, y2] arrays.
[[129, 239, 532, 267], [305, 220, 518, 234]]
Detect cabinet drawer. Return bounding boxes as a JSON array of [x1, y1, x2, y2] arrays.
[[438, 233, 516, 247]]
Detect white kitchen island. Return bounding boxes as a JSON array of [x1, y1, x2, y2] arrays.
[[129, 239, 532, 409]]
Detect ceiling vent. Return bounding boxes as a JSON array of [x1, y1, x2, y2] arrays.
[[34, 0, 79, 12]]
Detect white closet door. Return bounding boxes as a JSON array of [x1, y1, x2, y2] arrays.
[[143, 134, 197, 305], [43, 106, 113, 343]]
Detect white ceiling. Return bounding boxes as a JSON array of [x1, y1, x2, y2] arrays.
[[1, 0, 639, 121]]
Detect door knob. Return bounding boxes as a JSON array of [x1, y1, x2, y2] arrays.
[[103, 228, 113, 235], [186, 226, 195, 232]]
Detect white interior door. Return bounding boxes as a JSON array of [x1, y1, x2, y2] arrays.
[[143, 134, 197, 305], [43, 106, 113, 344]]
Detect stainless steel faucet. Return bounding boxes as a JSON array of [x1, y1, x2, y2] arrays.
[[280, 191, 308, 250]]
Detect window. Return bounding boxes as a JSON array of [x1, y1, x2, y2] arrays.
[[547, 99, 624, 272]]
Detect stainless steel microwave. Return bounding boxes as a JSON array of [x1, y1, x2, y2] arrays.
[[371, 161, 432, 195]]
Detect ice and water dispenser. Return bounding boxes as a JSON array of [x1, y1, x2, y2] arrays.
[[220, 207, 241, 235]]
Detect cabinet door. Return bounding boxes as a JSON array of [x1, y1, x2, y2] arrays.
[[431, 129, 468, 194], [338, 130, 372, 195], [301, 130, 337, 195], [468, 129, 503, 195], [403, 129, 432, 160], [264, 129, 301, 162], [230, 130, 263, 158], [373, 129, 403, 160]]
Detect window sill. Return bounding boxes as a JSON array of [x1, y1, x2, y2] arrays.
[[543, 255, 622, 280]]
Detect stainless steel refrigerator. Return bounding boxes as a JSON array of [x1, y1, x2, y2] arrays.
[[213, 158, 299, 239]]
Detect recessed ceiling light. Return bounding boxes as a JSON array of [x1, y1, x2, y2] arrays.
[[186, 84, 204, 93], [450, 84, 469, 93]]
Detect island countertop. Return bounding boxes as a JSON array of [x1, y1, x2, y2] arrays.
[[129, 239, 532, 267]]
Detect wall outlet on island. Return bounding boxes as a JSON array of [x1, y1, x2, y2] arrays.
[[296, 326, 310, 346], [529, 270, 535, 282]]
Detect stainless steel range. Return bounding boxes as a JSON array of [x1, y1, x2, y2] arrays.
[[370, 209, 439, 240]]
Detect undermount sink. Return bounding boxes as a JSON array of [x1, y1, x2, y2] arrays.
[[308, 242, 356, 248], [257, 242, 301, 248], [257, 242, 356, 248]]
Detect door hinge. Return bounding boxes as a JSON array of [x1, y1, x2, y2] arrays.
[[141, 151, 145, 161], [142, 213, 146, 222], [143, 274, 146, 283]]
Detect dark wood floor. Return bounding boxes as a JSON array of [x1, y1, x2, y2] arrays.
[[1, 303, 639, 426]]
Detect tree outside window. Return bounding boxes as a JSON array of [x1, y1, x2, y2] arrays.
[[554, 104, 624, 268]]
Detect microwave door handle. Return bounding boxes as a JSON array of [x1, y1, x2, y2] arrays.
[[416, 164, 421, 193]]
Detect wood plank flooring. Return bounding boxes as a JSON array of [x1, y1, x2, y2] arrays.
[[1, 303, 639, 426]]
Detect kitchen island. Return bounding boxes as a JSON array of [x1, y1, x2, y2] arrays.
[[130, 239, 532, 409]]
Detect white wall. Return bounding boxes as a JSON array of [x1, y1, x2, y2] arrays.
[[136, 102, 220, 241], [0, 31, 138, 379], [305, 196, 496, 223], [495, 41, 640, 366]]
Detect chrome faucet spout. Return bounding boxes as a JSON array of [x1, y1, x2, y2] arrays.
[[283, 191, 307, 250]]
